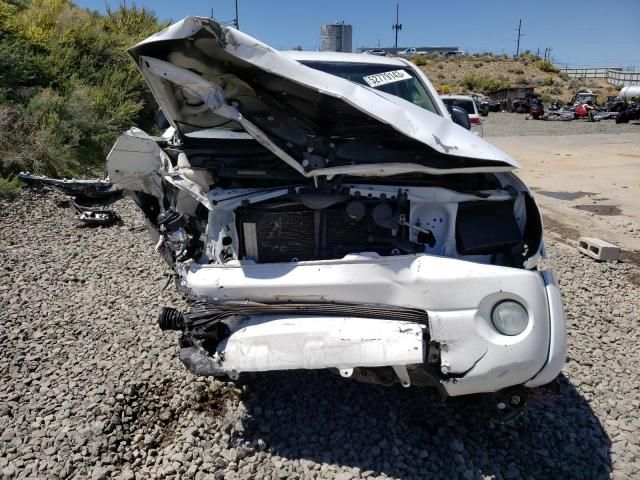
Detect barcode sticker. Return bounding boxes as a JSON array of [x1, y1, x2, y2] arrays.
[[362, 69, 412, 87]]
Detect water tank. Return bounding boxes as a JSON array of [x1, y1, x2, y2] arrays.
[[620, 86, 640, 100], [320, 23, 352, 53]]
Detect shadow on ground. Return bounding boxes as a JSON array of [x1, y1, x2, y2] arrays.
[[235, 371, 610, 479]]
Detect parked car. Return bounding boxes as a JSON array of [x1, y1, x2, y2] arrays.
[[513, 92, 543, 115], [470, 93, 490, 116], [107, 17, 565, 421], [363, 49, 387, 56], [488, 99, 501, 112], [570, 89, 598, 106], [440, 94, 484, 136], [400, 47, 418, 56]]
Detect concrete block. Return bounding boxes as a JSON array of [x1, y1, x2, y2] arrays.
[[577, 237, 620, 262]]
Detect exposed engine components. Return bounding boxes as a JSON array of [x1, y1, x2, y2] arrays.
[[235, 189, 424, 262], [399, 214, 436, 247], [345, 200, 365, 221], [372, 202, 400, 230], [157, 210, 188, 256], [157, 306, 185, 331]]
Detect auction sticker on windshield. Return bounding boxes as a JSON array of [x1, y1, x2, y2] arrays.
[[363, 70, 412, 87]]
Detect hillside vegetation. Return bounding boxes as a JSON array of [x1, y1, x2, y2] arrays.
[[0, 0, 167, 195], [411, 52, 619, 103]]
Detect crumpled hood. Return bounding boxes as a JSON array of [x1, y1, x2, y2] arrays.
[[128, 16, 520, 176]]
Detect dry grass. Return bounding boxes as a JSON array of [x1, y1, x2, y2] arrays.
[[412, 55, 620, 102]]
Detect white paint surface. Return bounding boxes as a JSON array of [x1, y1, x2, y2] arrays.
[[217, 316, 425, 373]]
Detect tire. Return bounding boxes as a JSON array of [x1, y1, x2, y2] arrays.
[[616, 112, 629, 124]]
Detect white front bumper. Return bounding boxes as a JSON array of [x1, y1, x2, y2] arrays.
[[184, 315, 424, 375], [182, 253, 565, 396]]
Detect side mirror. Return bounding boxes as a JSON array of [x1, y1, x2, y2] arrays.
[[154, 108, 170, 130], [450, 105, 471, 130]]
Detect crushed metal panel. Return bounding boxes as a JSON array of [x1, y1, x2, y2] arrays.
[[128, 16, 520, 175], [428, 310, 489, 375], [106, 128, 168, 198]]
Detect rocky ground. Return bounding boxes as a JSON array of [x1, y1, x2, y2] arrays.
[[1, 191, 639, 480], [484, 112, 640, 137]]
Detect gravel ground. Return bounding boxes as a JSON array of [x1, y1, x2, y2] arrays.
[[484, 112, 640, 137], [1, 191, 639, 480]]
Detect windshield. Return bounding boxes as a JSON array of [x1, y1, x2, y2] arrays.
[[300, 61, 440, 114], [441, 98, 477, 115]]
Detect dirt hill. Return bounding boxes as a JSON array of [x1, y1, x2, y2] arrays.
[[409, 53, 620, 103]]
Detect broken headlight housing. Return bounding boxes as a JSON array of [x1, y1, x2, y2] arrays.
[[491, 300, 529, 336]]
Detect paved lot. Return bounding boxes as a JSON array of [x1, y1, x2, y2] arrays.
[[490, 133, 640, 251], [483, 112, 640, 137], [1, 192, 639, 480]]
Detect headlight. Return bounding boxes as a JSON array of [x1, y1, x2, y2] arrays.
[[491, 300, 529, 336]]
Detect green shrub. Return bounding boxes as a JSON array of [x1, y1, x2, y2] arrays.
[[0, 0, 168, 181], [0, 175, 21, 198], [461, 74, 510, 92], [438, 83, 455, 94], [412, 55, 427, 66], [535, 60, 560, 73]]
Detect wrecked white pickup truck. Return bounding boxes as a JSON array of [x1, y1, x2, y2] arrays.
[[107, 17, 566, 419]]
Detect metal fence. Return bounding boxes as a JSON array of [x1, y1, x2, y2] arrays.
[[560, 67, 640, 86], [607, 70, 640, 87]]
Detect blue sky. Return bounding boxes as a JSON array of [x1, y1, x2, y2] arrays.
[[78, 0, 640, 67]]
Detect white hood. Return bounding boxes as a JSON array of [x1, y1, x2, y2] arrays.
[[128, 17, 520, 176]]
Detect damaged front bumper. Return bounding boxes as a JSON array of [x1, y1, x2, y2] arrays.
[[165, 253, 565, 397]]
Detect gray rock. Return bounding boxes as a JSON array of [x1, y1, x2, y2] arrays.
[[91, 466, 109, 480], [1, 191, 639, 480]]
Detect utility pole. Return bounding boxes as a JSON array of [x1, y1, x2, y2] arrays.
[[234, 0, 239, 29], [392, 3, 402, 49], [544, 47, 553, 61], [211, 2, 238, 28], [514, 19, 523, 56]]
